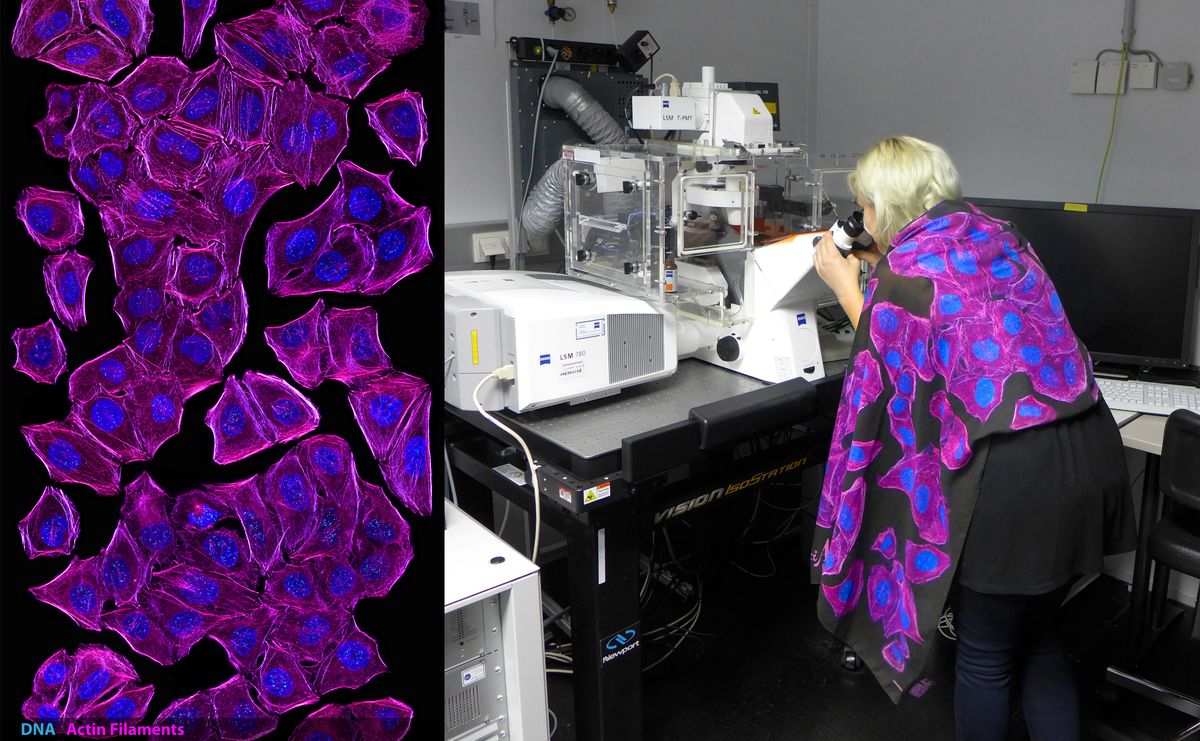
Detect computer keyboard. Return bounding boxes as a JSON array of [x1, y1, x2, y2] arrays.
[[1096, 377, 1200, 416]]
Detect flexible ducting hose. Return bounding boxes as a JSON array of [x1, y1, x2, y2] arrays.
[[521, 76, 630, 239]]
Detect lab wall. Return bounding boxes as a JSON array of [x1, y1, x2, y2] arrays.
[[815, 0, 1200, 606], [443, 0, 819, 267]]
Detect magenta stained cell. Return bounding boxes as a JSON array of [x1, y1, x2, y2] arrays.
[[43, 250, 95, 331], [310, 25, 389, 100], [66, 83, 137, 158], [22, 416, 122, 494], [30, 555, 105, 630], [140, 119, 223, 190], [179, 0, 218, 59], [205, 372, 320, 464], [325, 306, 393, 383], [214, 8, 313, 83], [102, 524, 150, 605], [12, 318, 68, 384], [80, 0, 153, 57], [365, 90, 427, 166], [211, 675, 278, 740], [31, 28, 134, 82], [348, 372, 431, 516], [282, 0, 348, 25], [18, 486, 81, 559], [115, 55, 193, 122], [11, 1, 83, 58], [16, 186, 85, 250], [256, 648, 318, 714], [289, 698, 414, 741], [267, 79, 350, 187], [352, 0, 429, 57], [35, 84, 79, 159], [220, 71, 277, 147], [22, 645, 154, 724], [264, 299, 329, 389]]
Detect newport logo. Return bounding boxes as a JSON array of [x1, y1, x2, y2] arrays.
[[601, 625, 640, 665], [605, 629, 636, 651], [539, 354, 551, 366]]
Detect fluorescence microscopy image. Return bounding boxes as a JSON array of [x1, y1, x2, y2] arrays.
[[3, 0, 440, 737]]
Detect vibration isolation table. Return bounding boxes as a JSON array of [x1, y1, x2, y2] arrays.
[[445, 359, 844, 741]]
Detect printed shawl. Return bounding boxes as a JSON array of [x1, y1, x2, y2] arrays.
[[811, 200, 1100, 702]]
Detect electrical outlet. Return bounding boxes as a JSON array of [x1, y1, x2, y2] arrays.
[[1069, 60, 1098, 94], [471, 230, 509, 262], [1129, 61, 1158, 89], [1097, 60, 1127, 95], [1163, 62, 1192, 90]]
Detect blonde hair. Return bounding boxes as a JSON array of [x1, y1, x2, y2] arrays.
[[847, 135, 961, 248]]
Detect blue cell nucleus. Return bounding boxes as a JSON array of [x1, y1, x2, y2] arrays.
[[98, 150, 123, 178], [884, 350, 902, 369], [280, 124, 313, 155], [347, 186, 382, 221], [204, 533, 239, 569], [58, 271, 81, 305], [98, 357, 127, 384], [304, 0, 333, 10], [201, 300, 233, 331], [369, 394, 404, 426], [107, 697, 136, 721], [283, 572, 313, 599], [241, 510, 265, 545], [28, 334, 55, 368], [312, 446, 343, 476], [122, 239, 155, 266], [35, 11, 70, 41], [90, 398, 125, 433], [914, 485, 930, 513], [150, 393, 175, 424], [874, 581, 892, 607], [178, 334, 213, 366], [404, 436, 426, 476], [39, 515, 69, 548], [364, 518, 395, 543], [314, 252, 350, 283], [221, 403, 246, 437], [183, 254, 218, 286], [127, 287, 161, 319], [917, 253, 947, 273], [28, 203, 55, 234], [915, 550, 938, 572], [358, 554, 386, 581], [376, 229, 407, 262], [132, 83, 167, 112], [38, 705, 60, 721], [1020, 345, 1042, 364], [65, 43, 100, 65], [390, 104, 419, 137], [42, 662, 68, 686], [990, 256, 1015, 280], [223, 178, 256, 216], [837, 504, 854, 532], [168, 610, 203, 636], [263, 667, 294, 698], [1002, 311, 1023, 335], [47, 439, 83, 472], [76, 166, 100, 190], [972, 340, 1000, 362], [949, 248, 978, 274], [974, 378, 996, 407], [351, 326, 378, 362], [134, 320, 162, 355], [899, 467, 916, 491], [299, 615, 331, 646], [184, 87, 219, 120], [135, 190, 176, 221], [102, 0, 132, 37], [122, 612, 150, 640], [376, 705, 404, 731], [103, 556, 131, 591], [231, 701, 259, 733], [337, 639, 371, 671], [263, 29, 293, 56], [270, 398, 302, 424], [232, 41, 267, 70], [278, 473, 310, 510], [77, 669, 110, 700], [230, 625, 258, 656], [70, 583, 98, 614], [278, 323, 307, 348], [838, 577, 855, 602], [188, 503, 221, 530], [1040, 365, 1060, 387], [239, 92, 263, 135], [329, 565, 356, 596], [90, 102, 124, 138], [938, 294, 963, 316], [310, 109, 337, 141], [332, 53, 369, 81], [139, 523, 173, 551], [1018, 404, 1043, 418], [284, 228, 319, 263], [178, 574, 219, 605], [891, 397, 908, 415]]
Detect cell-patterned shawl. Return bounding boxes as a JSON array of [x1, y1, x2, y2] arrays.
[[811, 199, 1099, 702]]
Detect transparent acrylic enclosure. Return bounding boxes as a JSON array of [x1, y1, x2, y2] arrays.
[[563, 140, 840, 305]]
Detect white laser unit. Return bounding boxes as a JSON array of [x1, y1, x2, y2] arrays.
[[445, 271, 677, 412]]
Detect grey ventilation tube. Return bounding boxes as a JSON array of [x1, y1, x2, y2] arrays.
[[521, 76, 631, 238]]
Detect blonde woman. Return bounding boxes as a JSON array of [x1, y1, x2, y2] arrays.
[[810, 136, 1135, 740]]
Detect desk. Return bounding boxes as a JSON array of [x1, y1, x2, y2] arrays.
[[445, 360, 841, 741]]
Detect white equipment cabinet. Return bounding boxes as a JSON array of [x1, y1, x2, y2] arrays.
[[445, 501, 549, 741]]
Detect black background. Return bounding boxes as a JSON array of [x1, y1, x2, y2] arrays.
[[1, 1, 444, 737]]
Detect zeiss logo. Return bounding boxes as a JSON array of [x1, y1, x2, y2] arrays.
[[539, 354, 551, 366], [605, 629, 637, 651], [662, 100, 670, 108], [795, 312, 807, 326]]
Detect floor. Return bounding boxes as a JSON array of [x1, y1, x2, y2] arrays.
[[542, 531, 1199, 741]]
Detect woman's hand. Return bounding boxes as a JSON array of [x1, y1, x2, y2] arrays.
[[813, 232, 866, 330]]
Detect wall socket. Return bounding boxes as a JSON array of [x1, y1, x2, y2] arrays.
[[1128, 61, 1158, 89], [1070, 60, 1098, 93], [1096, 60, 1127, 94], [471, 230, 509, 262]]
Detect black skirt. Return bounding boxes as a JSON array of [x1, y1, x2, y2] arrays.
[[957, 398, 1139, 595]]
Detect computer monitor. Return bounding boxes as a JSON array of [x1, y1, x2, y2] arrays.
[[967, 198, 1200, 370]]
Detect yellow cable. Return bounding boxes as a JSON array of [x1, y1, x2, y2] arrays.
[[1094, 43, 1127, 203]]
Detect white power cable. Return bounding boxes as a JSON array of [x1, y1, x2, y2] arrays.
[[472, 368, 542, 563]]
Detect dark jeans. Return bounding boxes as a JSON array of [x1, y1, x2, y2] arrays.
[[954, 584, 1079, 741]]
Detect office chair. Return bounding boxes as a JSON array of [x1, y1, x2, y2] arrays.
[[1115, 409, 1200, 741]]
